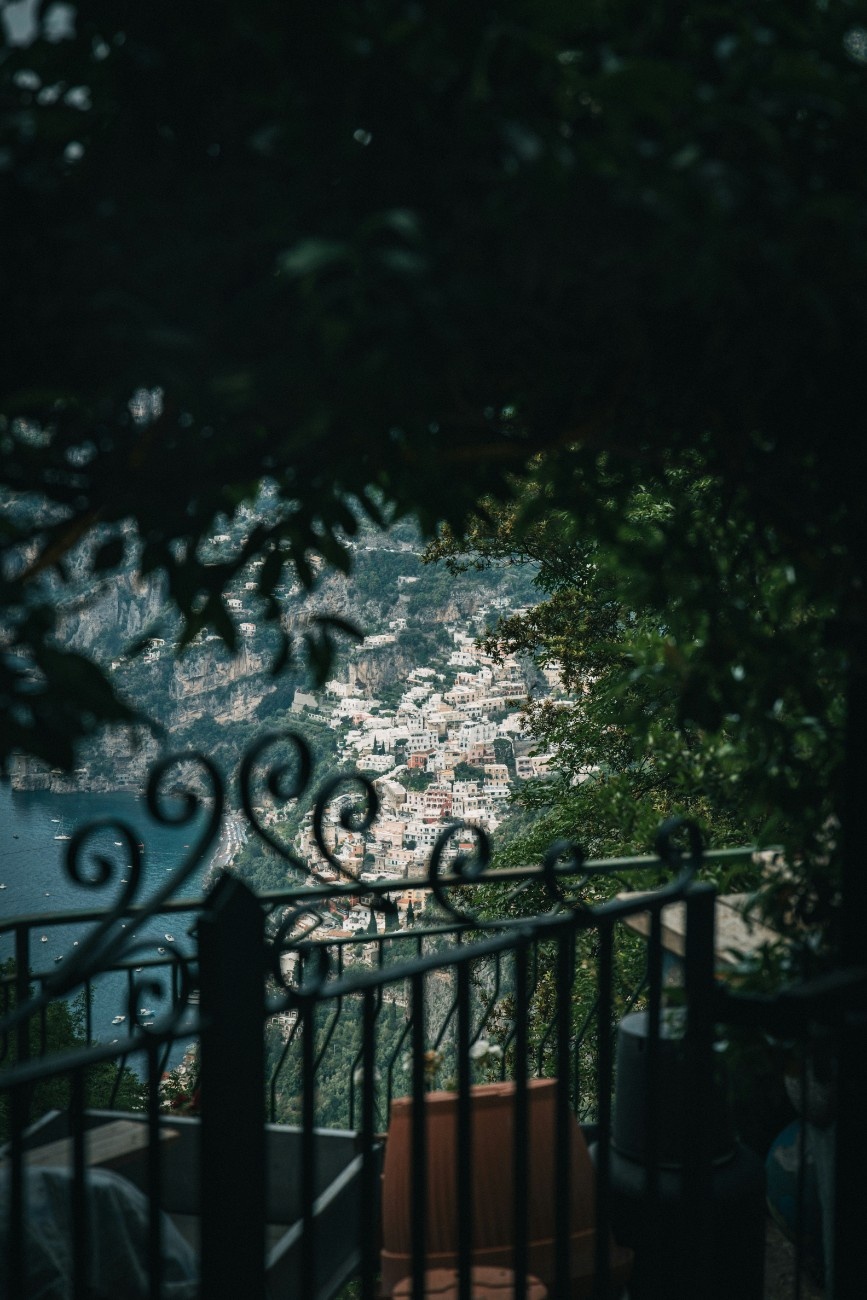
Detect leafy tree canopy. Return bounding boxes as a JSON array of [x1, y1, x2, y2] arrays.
[[2, 2, 865, 767], [0, 960, 147, 1138], [430, 478, 844, 945]]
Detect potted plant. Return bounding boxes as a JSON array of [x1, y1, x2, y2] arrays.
[[380, 1046, 632, 1298]]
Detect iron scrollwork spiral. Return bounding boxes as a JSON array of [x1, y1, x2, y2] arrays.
[[312, 771, 381, 881], [240, 730, 314, 873], [654, 815, 704, 879], [1, 730, 715, 1053], [426, 822, 493, 925], [45, 820, 144, 994], [145, 751, 224, 903], [267, 905, 332, 1018], [540, 839, 589, 909], [124, 940, 196, 1038], [4, 751, 223, 1037]]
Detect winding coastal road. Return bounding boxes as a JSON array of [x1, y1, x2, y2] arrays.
[[207, 812, 248, 877]]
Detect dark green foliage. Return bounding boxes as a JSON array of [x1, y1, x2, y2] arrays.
[[267, 994, 407, 1131], [430, 478, 845, 954], [3, 2, 864, 771], [493, 737, 516, 778], [399, 769, 434, 792], [234, 839, 298, 895], [352, 549, 420, 604], [453, 761, 487, 782], [396, 623, 451, 660], [0, 961, 147, 1142]]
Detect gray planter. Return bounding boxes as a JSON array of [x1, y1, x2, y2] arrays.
[[7, 1109, 382, 1300]]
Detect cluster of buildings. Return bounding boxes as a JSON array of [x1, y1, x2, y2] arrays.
[[284, 629, 560, 938]]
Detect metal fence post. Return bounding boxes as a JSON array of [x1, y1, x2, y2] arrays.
[[834, 653, 867, 1298], [199, 874, 266, 1299], [682, 882, 716, 1296]]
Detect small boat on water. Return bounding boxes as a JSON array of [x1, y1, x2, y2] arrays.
[[54, 956, 63, 964], [139, 1007, 154, 1017], [40, 935, 48, 943], [165, 934, 175, 942], [114, 841, 122, 847], [111, 1015, 126, 1025], [54, 819, 71, 841], [157, 947, 166, 954], [0, 884, 7, 890]]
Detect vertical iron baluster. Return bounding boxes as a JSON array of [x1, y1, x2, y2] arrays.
[[682, 883, 716, 1297], [127, 966, 135, 1039], [85, 977, 93, 1045], [360, 987, 378, 1300], [555, 927, 573, 1300], [300, 993, 317, 1297], [8, 1081, 27, 1299], [199, 875, 266, 1299], [410, 970, 427, 1300], [513, 937, 529, 1300], [593, 920, 613, 1300], [269, 987, 298, 1125], [456, 959, 472, 1300], [643, 909, 663, 1234], [269, 1066, 278, 1125], [834, 1003, 863, 1299], [71, 1067, 87, 1300], [836, 647, 867, 1300], [147, 1046, 164, 1300], [14, 925, 29, 1119], [39, 994, 48, 1060]]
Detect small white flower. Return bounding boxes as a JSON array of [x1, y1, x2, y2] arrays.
[[469, 1039, 503, 1063]]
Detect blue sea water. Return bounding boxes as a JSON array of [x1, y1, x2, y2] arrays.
[[0, 782, 217, 1075]]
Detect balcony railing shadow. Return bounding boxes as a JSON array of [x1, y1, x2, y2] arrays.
[[1, 741, 861, 1299]]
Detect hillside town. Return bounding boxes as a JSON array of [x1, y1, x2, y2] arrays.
[[8, 514, 568, 954], [282, 620, 567, 943]]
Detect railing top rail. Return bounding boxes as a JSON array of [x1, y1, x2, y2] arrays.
[[0, 893, 208, 935], [0, 1031, 155, 1095], [279, 865, 705, 1006], [0, 844, 762, 936]]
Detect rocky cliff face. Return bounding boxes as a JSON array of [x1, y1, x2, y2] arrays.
[[16, 528, 533, 791], [60, 572, 169, 655], [349, 645, 417, 696], [169, 645, 269, 700]]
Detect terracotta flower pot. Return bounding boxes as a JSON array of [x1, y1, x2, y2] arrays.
[[380, 1079, 632, 1298], [392, 1265, 548, 1298]]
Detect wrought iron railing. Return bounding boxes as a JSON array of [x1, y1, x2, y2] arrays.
[[1, 736, 860, 1299]]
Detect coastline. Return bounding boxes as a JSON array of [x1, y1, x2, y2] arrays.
[[202, 811, 247, 888]]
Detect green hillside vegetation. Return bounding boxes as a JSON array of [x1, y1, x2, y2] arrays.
[[0, 962, 147, 1142], [265, 999, 396, 1130], [68, 521, 534, 792]]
